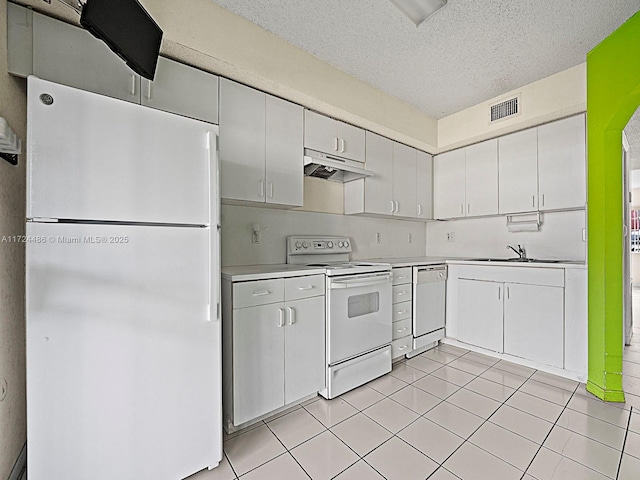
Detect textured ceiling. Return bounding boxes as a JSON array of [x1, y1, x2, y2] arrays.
[[210, 0, 639, 119]]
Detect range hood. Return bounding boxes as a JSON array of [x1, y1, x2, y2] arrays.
[[304, 149, 372, 182]]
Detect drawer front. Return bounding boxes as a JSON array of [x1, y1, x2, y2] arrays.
[[392, 318, 412, 340], [392, 336, 412, 358], [393, 301, 412, 322], [392, 267, 412, 286], [234, 279, 284, 308], [285, 274, 325, 301], [392, 284, 413, 304]]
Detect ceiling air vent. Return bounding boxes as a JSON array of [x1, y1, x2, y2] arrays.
[[489, 95, 521, 123]]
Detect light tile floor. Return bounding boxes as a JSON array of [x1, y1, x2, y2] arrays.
[[189, 338, 640, 480]]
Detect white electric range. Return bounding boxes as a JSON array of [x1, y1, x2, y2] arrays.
[[287, 236, 393, 398]]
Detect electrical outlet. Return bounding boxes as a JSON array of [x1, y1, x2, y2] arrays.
[[251, 231, 260, 244], [376, 232, 381, 244], [408, 233, 412, 243], [446, 232, 455, 243]]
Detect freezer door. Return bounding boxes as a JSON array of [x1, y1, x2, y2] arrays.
[[27, 77, 216, 225], [26, 223, 221, 480]]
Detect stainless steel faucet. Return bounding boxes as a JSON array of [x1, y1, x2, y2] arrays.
[[507, 244, 526, 259]]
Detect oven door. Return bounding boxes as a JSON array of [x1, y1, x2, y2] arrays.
[[327, 272, 392, 365]]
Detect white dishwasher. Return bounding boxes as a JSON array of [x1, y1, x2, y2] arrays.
[[412, 265, 447, 351]]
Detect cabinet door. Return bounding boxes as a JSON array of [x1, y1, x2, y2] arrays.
[[304, 110, 338, 154], [233, 304, 285, 424], [265, 95, 304, 206], [393, 143, 418, 217], [504, 283, 564, 368], [219, 79, 266, 202], [457, 279, 503, 353], [141, 57, 219, 124], [434, 149, 466, 219], [416, 151, 433, 219], [337, 121, 366, 162], [364, 132, 395, 215], [538, 115, 586, 211], [284, 297, 325, 403], [465, 139, 498, 217], [499, 129, 539, 214], [33, 12, 140, 103]]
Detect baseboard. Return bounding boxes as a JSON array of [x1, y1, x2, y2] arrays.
[[586, 380, 626, 402], [7, 443, 26, 480]]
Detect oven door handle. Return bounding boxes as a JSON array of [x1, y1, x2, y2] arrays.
[[329, 274, 391, 289]]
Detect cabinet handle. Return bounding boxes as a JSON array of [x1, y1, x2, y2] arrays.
[[340, 138, 346, 153], [278, 308, 285, 327], [130, 75, 136, 96], [398, 345, 409, 351], [396, 327, 408, 333], [460, 204, 464, 215], [396, 310, 408, 315], [417, 204, 422, 216], [268, 182, 274, 199], [395, 201, 399, 213], [288, 307, 295, 325], [252, 290, 271, 297], [298, 285, 315, 291], [146, 80, 152, 100], [390, 200, 395, 213], [259, 180, 265, 198], [506, 286, 510, 299], [396, 276, 407, 280], [334, 137, 339, 152], [498, 287, 501, 300], [467, 203, 470, 215], [532, 195, 535, 207], [397, 291, 407, 296], [542, 194, 545, 207]]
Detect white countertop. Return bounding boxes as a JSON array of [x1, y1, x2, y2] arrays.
[[221, 264, 326, 282], [222, 257, 586, 282]]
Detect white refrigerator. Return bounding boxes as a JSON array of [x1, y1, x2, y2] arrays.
[[25, 77, 221, 479]]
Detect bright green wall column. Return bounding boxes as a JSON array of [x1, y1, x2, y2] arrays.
[[587, 10, 640, 402]]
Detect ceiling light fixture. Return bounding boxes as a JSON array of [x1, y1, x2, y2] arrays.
[[389, 0, 448, 27]]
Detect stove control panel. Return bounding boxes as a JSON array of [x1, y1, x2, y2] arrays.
[[287, 236, 352, 255]]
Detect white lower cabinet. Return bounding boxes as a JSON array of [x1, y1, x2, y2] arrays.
[[457, 279, 504, 353], [223, 275, 325, 430], [451, 265, 571, 371], [503, 283, 564, 368], [391, 267, 413, 359]]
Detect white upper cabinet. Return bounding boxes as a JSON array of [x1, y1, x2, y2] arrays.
[[219, 79, 303, 207], [393, 143, 418, 218], [337, 121, 366, 162], [499, 128, 539, 214], [219, 79, 266, 203], [416, 151, 434, 220], [32, 11, 141, 104], [265, 94, 304, 207], [363, 133, 395, 215], [537, 114, 586, 211], [434, 149, 466, 219], [141, 57, 219, 124], [465, 139, 498, 217], [304, 110, 365, 162]]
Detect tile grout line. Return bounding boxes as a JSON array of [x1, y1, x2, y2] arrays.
[[615, 405, 634, 480], [520, 383, 579, 480]]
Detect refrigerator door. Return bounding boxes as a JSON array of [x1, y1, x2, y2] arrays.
[[26, 222, 221, 480], [27, 77, 215, 225]]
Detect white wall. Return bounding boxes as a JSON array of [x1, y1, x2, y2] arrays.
[[0, 0, 27, 476], [426, 210, 586, 261], [438, 64, 586, 152], [221, 205, 427, 266]]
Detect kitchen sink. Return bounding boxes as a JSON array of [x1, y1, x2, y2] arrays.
[[470, 258, 565, 264]]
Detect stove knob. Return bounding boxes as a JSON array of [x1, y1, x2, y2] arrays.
[[302, 241, 309, 249], [338, 241, 344, 248], [295, 241, 302, 249], [327, 241, 334, 248], [344, 241, 350, 248]]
